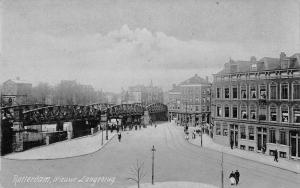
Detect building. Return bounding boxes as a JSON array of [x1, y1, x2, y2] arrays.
[[1, 78, 32, 106], [212, 52, 300, 160], [168, 74, 211, 127], [122, 82, 164, 105]]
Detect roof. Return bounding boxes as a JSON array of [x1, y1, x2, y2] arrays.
[[180, 74, 209, 85], [3, 79, 31, 85]]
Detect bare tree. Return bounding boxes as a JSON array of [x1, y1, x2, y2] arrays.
[[127, 160, 147, 188]]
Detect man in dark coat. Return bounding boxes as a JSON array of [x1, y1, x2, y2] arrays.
[[230, 140, 234, 149], [274, 149, 278, 162], [235, 170, 240, 185], [118, 132, 121, 142]]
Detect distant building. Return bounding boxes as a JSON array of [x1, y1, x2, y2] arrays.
[[1, 78, 32, 106], [122, 82, 164, 105], [212, 52, 300, 160], [168, 74, 211, 127]]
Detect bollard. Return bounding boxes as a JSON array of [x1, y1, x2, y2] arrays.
[[46, 135, 50, 145], [67, 131, 72, 140]]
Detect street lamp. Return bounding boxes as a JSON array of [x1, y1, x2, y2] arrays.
[[151, 145, 156, 185], [221, 151, 224, 188]]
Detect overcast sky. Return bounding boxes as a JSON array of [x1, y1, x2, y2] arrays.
[[1, 0, 299, 92]]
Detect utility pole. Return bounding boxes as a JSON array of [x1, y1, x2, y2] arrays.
[[101, 124, 104, 145], [151, 145, 156, 185], [221, 151, 224, 188]]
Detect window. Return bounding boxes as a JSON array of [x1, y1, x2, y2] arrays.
[[259, 106, 267, 121], [270, 84, 277, 99], [270, 107, 277, 121], [293, 82, 300, 99], [232, 106, 238, 118], [279, 131, 286, 145], [259, 85, 267, 99], [251, 63, 257, 71], [281, 106, 289, 123], [249, 146, 254, 151], [216, 123, 221, 135], [241, 86, 247, 99], [248, 126, 254, 140], [232, 87, 238, 99], [224, 88, 230, 99], [223, 124, 228, 136], [281, 83, 288, 99], [240, 125, 246, 139], [250, 86, 256, 99], [240, 145, 245, 150], [196, 106, 199, 111], [217, 106, 222, 117], [216, 88, 220, 98], [241, 106, 247, 119], [293, 106, 300, 123], [250, 105, 256, 120], [224, 106, 230, 117], [269, 129, 276, 143]]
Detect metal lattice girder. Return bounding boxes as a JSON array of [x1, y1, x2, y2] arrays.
[[146, 103, 168, 114]]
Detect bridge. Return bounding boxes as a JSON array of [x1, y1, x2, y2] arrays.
[[0, 103, 168, 155]]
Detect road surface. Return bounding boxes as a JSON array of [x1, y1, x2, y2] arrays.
[[1, 122, 299, 188]]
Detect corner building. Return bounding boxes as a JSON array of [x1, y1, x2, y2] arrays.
[[212, 52, 300, 160]]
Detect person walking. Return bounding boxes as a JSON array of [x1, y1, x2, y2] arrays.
[[235, 170, 240, 185], [229, 171, 236, 186], [274, 149, 278, 162], [118, 132, 122, 142], [230, 139, 234, 149]]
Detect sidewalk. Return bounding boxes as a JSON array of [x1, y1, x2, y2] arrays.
[[187, 128, 300, 174], [3, 131, 116, 160]]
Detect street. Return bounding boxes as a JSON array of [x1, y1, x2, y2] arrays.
[[1, 122, 300, 188]]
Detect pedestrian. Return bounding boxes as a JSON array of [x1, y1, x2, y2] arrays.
[[185, 131, 189, 140], [235, 170, 240, 185], [118, 132, 122, 142], [229, 171, 236, 186], [230, 139, 234, 149], [155, 124, 157, 128], [274, 149, 278, 162], [193, 130, 196, 139]]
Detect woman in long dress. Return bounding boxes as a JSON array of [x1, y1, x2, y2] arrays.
[[229, 171, 236, 185]]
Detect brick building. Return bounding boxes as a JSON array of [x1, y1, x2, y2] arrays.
[[168, 74, 211, 127], [1, 78, 32, 106], [212, 52, 300, 160]]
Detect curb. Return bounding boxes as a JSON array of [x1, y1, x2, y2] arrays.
[[1, 133, 117, 161], [184, 131, 300, 174]]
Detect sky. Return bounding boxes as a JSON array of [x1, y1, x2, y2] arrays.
[[0, 0, 300, 92]]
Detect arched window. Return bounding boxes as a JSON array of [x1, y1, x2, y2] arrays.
[[216, 105, 222, 117], [281, 105, 289, 123], [224, 104, 230, 118], [250, 85, 257, 99], [281, 82, 289, 100], [293, 105, 300, 123], [259, 85, 267, 99], [259, 105, 267, 121], [240, 85, 247, 99], [241, 104, 247, 119]]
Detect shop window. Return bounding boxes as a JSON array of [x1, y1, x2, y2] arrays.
[[259, 106, 267, 121], [249, 146, 254, 151], [270, 84, 277, 99], [293, 107, 300, 123], [250, 86, 257, 99], [279, 152, 286, 158], [270, 107, 277, 121], [232, 87, 238, 99], [224, 88, 230, 99], [293, 82, 300, 99], [224, 106, 230, 117], [240, 145, 245, 150], [281, 83, 289, 99], [223, 124, 228, 136], [281, 106, 289, 123], [232, 107, 238, 118], [279, 131, 286, 145], [259, 85, 267, 99], [248, 127, 254, 140], [240, 125, 246, 139], [269, 129, 276, 143]]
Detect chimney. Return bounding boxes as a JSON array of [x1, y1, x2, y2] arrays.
[[280, 52, 286, 60]]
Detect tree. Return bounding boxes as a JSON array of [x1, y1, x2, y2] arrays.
[[127, 160, 147, 188]]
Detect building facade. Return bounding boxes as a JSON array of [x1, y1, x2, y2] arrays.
[[168, 74, 211, 127], [1, 78, 32, 106], [212, 52, 300, 160]]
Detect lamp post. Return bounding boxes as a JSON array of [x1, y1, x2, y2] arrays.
[[101, 124, 104, 145], [151, 145, 156, 185], [221, 151, 224, 188]]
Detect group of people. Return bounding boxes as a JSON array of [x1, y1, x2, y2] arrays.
[[229, 170, 240, 186]]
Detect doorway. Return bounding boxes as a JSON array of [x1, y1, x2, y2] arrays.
[[257, 127, 267, 151]]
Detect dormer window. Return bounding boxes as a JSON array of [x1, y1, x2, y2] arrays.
[[251, 63, 257, 71]]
